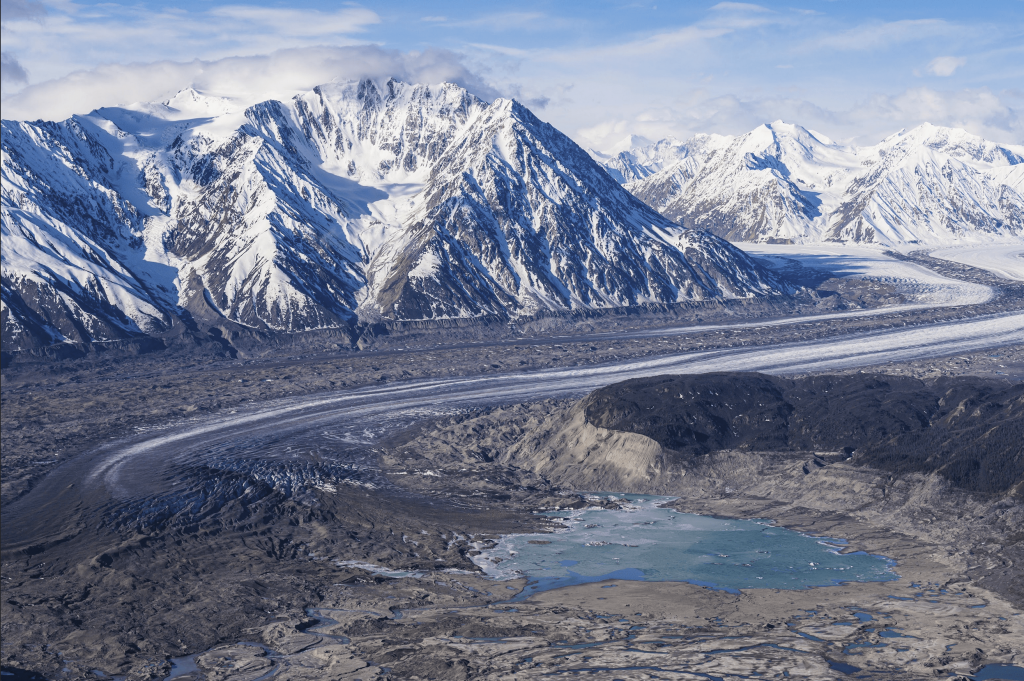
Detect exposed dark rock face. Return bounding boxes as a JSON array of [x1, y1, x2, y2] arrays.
[[584, 372, 1023, 494]]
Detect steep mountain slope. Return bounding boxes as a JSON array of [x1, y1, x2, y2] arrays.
[[602, 123, 1024, 245], [2, 79, 787, 349], [1, 118, 177, 348], [364, 101, 780, 319], [665, 122, 861, 242], [165, 100, 365, 332], [161, 81, 490, 331], [825, 125, 1024, 243]]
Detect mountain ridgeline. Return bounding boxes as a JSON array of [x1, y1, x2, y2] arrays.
[[1, 79, 788, 351], [594, 123, 1024, 245]]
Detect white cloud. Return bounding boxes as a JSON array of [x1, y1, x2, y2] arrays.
[[447, 12, 550, 30], [205, 6, 380, 38], [710, 2, 772, 11], [1, 45, 498, 121], [928, 55, 966, 77], [0, 1, 380, 95], [468, 43, 533, 58], [855, 86, 1020, 141], [806, 19, 959, 52], [578, 119, 632, 147], [579, 86, 1022, 151], [581, 3, 784, 60], [581, 92, 838, 150]]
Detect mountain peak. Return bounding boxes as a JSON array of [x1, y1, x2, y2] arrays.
[[604, 122, 1023, 246], [758, 120, 833, 146], [163, 87, 237, 117], [490, 97, 518, 112], [873, 122, 1024, 167]]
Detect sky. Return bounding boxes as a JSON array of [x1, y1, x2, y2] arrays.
[[1, 0, 1022, 149]]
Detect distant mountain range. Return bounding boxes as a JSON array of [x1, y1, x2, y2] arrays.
[[591, 122, 1024, 245], [1, 79, 787, 350]]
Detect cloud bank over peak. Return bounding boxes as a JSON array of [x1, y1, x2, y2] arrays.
[[577, 86, 1022, 151], [0, 1, 1020, 150], [1, 45, 499, 122]]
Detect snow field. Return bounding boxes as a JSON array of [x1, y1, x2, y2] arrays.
[[929, 244, 1024, 282], [736, 242, 993, 307]]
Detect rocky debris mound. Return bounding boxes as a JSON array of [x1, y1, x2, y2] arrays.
[[583, 372, 1023, 495]]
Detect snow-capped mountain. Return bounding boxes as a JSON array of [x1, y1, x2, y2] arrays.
[[825, 125, 1024, 243], [2, 116, 180, 346], [586, 134, 734, 187], [364, 100, 779, 320], [597, 122, 1024, 245], [164, 80, 489, 331], [2, 79, 787, 350]]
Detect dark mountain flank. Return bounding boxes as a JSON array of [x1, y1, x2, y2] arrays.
[[583, 372, 1023, 495]]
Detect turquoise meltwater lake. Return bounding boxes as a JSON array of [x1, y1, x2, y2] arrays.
[[473, 495, 898, 601]]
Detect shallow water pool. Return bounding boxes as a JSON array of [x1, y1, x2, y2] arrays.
[[474, 494, 898, 600]]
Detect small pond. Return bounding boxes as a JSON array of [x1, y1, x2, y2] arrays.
[[473, 494, 898, 601]]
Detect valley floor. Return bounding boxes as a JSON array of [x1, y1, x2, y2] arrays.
[[1, 250, 1022, 680]]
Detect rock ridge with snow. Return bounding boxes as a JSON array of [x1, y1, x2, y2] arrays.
[[595, 122, 1024, 246], [2, 79, 787, 350]]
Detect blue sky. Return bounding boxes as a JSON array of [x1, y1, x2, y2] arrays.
[[2, 0, 1022, 146]]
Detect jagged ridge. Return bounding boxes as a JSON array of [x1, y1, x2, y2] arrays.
[[597, 123, 1024, 245], [2, 79, 789, 350]]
